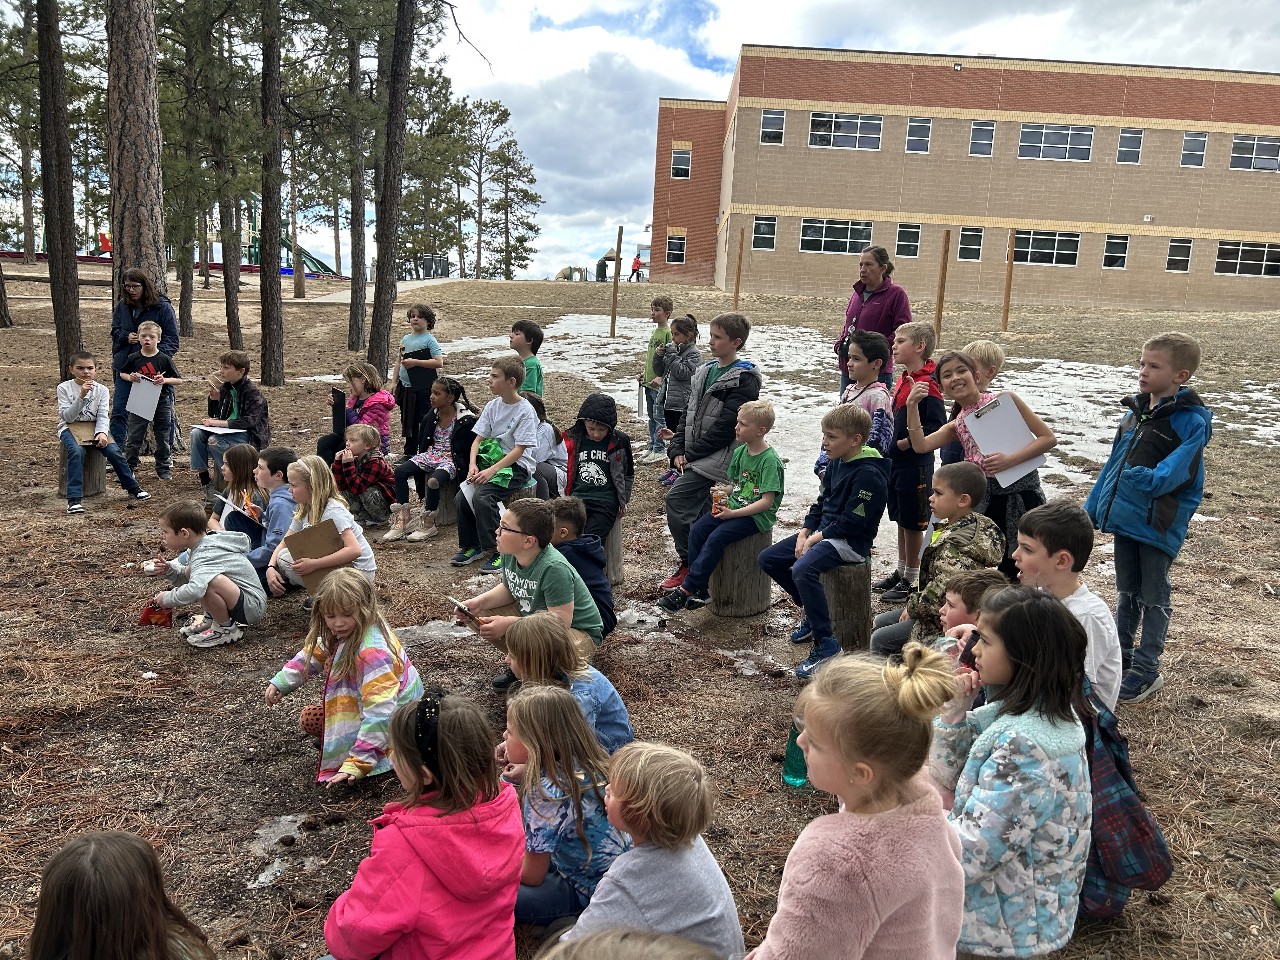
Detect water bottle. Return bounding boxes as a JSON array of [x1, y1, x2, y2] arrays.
[[782, 722, 809, 788]]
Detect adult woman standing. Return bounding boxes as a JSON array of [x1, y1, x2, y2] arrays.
[[109, 268, 180, 446], [835, 246, 911, 392]]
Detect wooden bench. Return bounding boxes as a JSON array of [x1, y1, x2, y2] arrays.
[[709, 529, 773, 618], [821, 562, 873, 651], [58, 443, 106, 499], [605, 521, 623, 586]]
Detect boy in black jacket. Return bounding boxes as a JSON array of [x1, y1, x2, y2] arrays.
[[563, 393, 635, 541], [190, 350, 271, 500], [550, 496, 617, 637], [758, 405, 889, 678]]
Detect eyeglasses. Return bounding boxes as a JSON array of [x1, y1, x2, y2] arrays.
[[123, 283, 142, 289], [498, 524, 526, 537]]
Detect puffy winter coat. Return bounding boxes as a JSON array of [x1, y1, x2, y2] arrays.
[[670, 360, 763, 481]]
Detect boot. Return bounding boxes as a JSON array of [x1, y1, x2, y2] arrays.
[[382, 503, 412, 542], [406, 509, 438, 543]]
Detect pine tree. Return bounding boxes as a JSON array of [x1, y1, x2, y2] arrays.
[[483, 137, 541, 280], [460, 99, 511, 279], [259, 0, 285, 385]]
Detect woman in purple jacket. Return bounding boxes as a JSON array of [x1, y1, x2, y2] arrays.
[[835, 246, 912, 393]]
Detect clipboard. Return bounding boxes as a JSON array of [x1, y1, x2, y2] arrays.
[[330, 387, 347, 436], [67, 421, 98, 445], [282, 519, 346, 593], [125, 377, 163, 421], [403, 348, 438, 391], [216, 493, 264, 526], [965, 394, 1046, 488], [194, 424, 245, 436]]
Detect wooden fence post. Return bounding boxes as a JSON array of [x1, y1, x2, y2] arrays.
[[1001, 227, 1016, 332], [934, 229, 951, 339], [609, 225, 623, 337], [732, 226, 745, 309]]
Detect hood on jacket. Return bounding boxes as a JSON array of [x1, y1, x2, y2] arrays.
[[557, 534, 605, 566], [939, 512, 1006, 567], [360, 389, 397, 411], [575, 392, 618, 430], [1122, 387, 1213, 442], [196, 529, 253, 556], [703, 359, 760, 392]]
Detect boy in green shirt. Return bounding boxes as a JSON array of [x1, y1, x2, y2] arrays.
[[510, 319, 545, 396], [640, 295, 674, 462]]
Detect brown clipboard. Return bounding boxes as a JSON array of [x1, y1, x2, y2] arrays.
[[67, 421, 98, 445], [282, 519, 346, 593]]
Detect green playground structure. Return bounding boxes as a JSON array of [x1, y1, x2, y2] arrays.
[[243, 195, 341, 277]]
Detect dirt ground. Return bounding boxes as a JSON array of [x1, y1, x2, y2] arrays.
[[0, 268, 1277, 959]]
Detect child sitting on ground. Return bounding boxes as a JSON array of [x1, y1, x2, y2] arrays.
[[323, 691, 524, 960], [930, 586, 1091, 957], [146, 500, 266, 648], [560, 743, 744, 957], [57, 351, 151, 514], [815, 329, 893, 475], [940, 340, 1005, 466], [333, 423, 395, 527], [551, 496, 617, 637], [563, 393, 635, 541], [934, 567, 1010, 658], [317, 361, 396, 464], [525, 391, 569, 499], [511, 318, 545, 396], [391, 303, 444, 458], [244, 446, 298, 589], [266, 568, 424, 786], [654, 314, 701, 484], [659, 400, 783, 612], [503, 685, 630, 927], [757, 405, 888, 679], [870, 461, 1004, 658], [191, 350, 270, 497], [1015, 500, 1124, 710], [747, 648, 963, 959], [28, 831, 215, 960], [206, 442, 264, 542], [120, 320, 183, 480]]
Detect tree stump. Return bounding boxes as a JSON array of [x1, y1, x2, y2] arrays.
[[605, 521, 623, 586], [710, 529, 773, 618], [822, 563, 872, 651], [58, 444, 106, 498], [433, 479, 458, 526]]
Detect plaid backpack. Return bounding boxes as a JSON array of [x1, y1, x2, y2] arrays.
[[1079, 679, 1174, 919]]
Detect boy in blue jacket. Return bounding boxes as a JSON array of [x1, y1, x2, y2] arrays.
[[1085, 332, 1211, 703], [758, 404, 889, 678], [550, 496, 617, 638], [235, 446, 298, 590]]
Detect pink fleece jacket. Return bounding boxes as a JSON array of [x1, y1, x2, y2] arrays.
[[324, 783, 525, 960], [349, 389, 397, 452]]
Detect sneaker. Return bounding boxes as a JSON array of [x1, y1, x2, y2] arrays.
[[133, 490, 152, 502], [491, 667, 520, 692], [789, 619, 814, 644], [881, 584, 912, 604], [660, 564, 688, 590], [301, 596, 315, 614], [683, 588, 711, 610], [382, 505, 411, 542], [795, 635, 841, 680], [1119, 671, 1165, 703], [642, 449, 668, 465], [179, 614, 213, 637], [480, 553, 504, 574], [450, 547, 483, 566], [67, 500, 84, 515], [657, 468, 678, 487], [156, 469, 172, 481], [186, 621, 243, 648], [656, 588, 690, 612], [873, 571, 904, 593]]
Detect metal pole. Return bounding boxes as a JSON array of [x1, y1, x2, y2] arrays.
[[933, 229, 951, 338], [609, 225, 624, 337], [732, 226, 745, 309], [1001, 227, 1016, 332]]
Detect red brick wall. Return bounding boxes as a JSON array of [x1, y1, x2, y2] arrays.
[[650, 101, 725, 285]]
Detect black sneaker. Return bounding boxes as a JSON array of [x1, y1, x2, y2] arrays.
[[491, 667, 520, 692], [881, 584, 912, 603], [67, 500, 84, 515], [656, 588, 689, 613], [684, 589, 711, 610], [873, 571, 904, 593]]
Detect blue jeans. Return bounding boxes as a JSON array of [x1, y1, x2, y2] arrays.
[[189, 426, 250, 474], [684, 512, 760, 595], [514, 867, 585, 925], [757, 535, 848, 639], [61, 430, 140, 501], [1113, 534, 1173, 677], [644, 385, 663, 450]]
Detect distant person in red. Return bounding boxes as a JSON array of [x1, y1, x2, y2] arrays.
[[629, 255, 645, 282]]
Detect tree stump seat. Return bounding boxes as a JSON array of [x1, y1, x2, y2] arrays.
[[709, 529, 773, 618]]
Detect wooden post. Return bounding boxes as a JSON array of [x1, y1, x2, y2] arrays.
[[821, 564, 872, 651], [605, 522, 624, 586], [732, 226, 745, 309], [609, 225, 623, 337], [709, 529, 773, 618], [933, 229, 951, 339], [1001, 227, 1016, 332]]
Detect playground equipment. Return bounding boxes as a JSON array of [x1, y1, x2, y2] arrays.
[[554, 265, 587, 281], [242, 196, 341, 277]]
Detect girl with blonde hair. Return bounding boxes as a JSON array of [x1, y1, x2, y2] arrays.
[[318, 359, 397, 463]]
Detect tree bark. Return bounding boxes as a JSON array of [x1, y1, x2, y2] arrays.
[[0, 259, 12, 328], [199, 205, 211, 288], [35, 0, 82, 371], [332, 188, 342, 276], [367, 0, 417, 373], [346, 32, 367, 350], [258, 0, 284, 385], [218, 194, 243, 349], [291, 145, 306, 299], [175, 34, 198, 338], [18, 0, 37, 264]]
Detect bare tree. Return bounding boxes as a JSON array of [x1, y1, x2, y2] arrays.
[[259, 0, 284, 385]]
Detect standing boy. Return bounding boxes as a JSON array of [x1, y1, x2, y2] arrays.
[[1014, 500, 1124, 710], [190, 350, 271, 498], [879, 321, 945, 603], [510, 320, 545, 396], [451, 356, 540, 571], [392, 304, 444, 457], [758, 405, 889, 678], [640, 296, 674, 463], [243, 446, 298, 589], [816, 330, 893, 477], [120, 320, 183, 479], [57, 352, 152, 514], [659, 400, 783, 611], [662, 312, 762, 589], [333, 424, 395, 527], [1085, 332, 1211, 703]]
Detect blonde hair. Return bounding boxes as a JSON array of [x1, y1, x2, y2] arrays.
[[344, 423, 380, 450], [504, 611, 588, 685], [344, 360, 384, 393], [539, 930, 718, 960], [961, 339, 1005, 377], [288, 454, 348, 526], [821, 403, 870, 441], [796, 645, 956, 803], [508, 685, 610, 859], [1144, 331, 1201, 376], [608, 743, 714, 850], [896, 321, 937, 360], [737, 399, 775, 431], [300, 568, 400, 682], [136, 320, 162, 337]]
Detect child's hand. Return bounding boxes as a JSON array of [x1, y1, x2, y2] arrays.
[[940, 669, 982, 724], [94, 433, 110, 448], [326, 772, 356, 789], [657, 427, 674, 442], [335, 448, 352, 463], [266, 566, 287, 597], [264, 684, 283, 706], [494, 740, 508, 765], [143, 555, 168, 576], [291, 557, 319, 577], [907, 380, 930, 405], [78, 378, 94, 397], [473, 466, 497, 485], [501, 761, 525, 784], [673, 455, 687, 472], [151, 591, 168, 607], [945, 622, 977, 640], [981, 452, 1010, 474], [478, 615, 514, 643]]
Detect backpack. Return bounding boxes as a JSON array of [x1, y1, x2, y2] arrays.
[[1079, 678, 1174, 919]]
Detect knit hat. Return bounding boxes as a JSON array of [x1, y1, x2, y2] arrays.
[[576, 392, 618, 430]]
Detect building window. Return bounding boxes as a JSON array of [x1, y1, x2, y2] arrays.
[[1013, 230, 1080, 266], [1166, 238, 1192, 273], [1103, 234, 1129, 269], [969, 120, 995, 157], [1116, 128, 1144, 164], [905, 117, 932, 154], [666, 234, 686, 264], [896, 223, 921, 258], [958, 227, 984, 261], [752, 216, 777, 251], [1229, 134, 1280, 171], [1018, 123, 1094, 161], [670, 149, 691, 179], [808, 112, 882, 150], [799, 218, 873, 254], [1215, 240, 1280, 276], [1181, 132, 1208, 167], [760, 109, 785, 145]]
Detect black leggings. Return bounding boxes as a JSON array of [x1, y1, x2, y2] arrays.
[[394, 461, 451, 509]]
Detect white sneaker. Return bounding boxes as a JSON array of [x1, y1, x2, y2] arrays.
[[642, 450, 667, 465], [179, 614, 213, 637], [382, 504, 411, 542], [186, 621, 243, 648]]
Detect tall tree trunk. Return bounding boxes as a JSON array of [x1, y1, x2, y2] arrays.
[[199, 205, 211, 288], [35, 0, 81, 371], [19, 0, 36, 263], [503, 178, 512, 280], [332, 188, 342, 275], [258, 0, 284, 385], [175, 37, 198, 338], [346, 32, 367, 350], [454, 180, 466, 278], [367, 0, 417, 373], [473, 151, 484, 278], [106, 0, 167, 298], [0, 259, 12, 328], [218, 194, 243, 349], [291, 145, 305, 299]]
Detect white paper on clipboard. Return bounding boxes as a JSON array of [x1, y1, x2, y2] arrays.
[[125, 377, 163, 421], [965, 394, 1046, 488]]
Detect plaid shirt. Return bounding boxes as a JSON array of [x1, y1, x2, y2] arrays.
[[333, 452, 395, 503]]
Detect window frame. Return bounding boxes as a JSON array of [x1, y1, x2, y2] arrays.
[[1214, 240, 1280, 276], [1017, 122, 1095, 162], [808, 112, 883, 151], [1012, 230, 1081, 267], [752, 216, 777, 251], [1181, 132, 1208, 168], [1165, 238, 1193, 273], [969, 120, 996, 157], [1103, 234, 1130, 270], [958, 226, 984, 262], [1229, 134, 1280, 171], [905, 117, 932, 154], [798, 218, 874, 255], [665, 234, 686, 265], [895, 223, 922, 259], [670, 149, 691, 180], [1116, 128, 1144, 165], [760, 109, 785, 146]]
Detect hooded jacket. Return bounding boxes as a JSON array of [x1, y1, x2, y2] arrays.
[[208, 376, 271, 449], [906, 512, 1006, 645], [324, 785, 525, 960], [1085, 387, 1211, 558], [802, 446, 891, 560], [653, 340, 703, 413], [344, 388, 398, 454], [160, 530, 264, 613], [670, 359, 763, 481], [415, 406, 478, 477], [110, 297, 179, 372], [555, 534, 617, 637], [564, 393, 635, 509]]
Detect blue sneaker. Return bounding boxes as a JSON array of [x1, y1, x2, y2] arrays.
[[480, 553, 504, 574], [1118, 670, 1164, 703], [795, 635, 840, 680], [789, 619, 813, 644], [450, 547, 482, 566]]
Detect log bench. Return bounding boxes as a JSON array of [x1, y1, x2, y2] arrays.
[[58, 442, 106, 499], [709, 529, 773, 618], [822, 562, 873, 651]]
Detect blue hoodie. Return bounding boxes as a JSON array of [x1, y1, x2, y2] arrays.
[[555, 535, 616, 637], [1085, 387, 1212, 558], [246, 485, 298, 571]]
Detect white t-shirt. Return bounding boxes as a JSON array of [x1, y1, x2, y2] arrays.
[[473, 396, 540, 477], [1062, 582, 1123, 711], [288, 498, 377, 574], [534, 421, 569, 492]]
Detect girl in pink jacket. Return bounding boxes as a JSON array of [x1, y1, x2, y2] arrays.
[[323, 691, 525, 960], [318, 360, 397, 463]]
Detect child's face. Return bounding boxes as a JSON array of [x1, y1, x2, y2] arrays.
[[390, 743, 430, 793], [928, 479, 968, 522], [430, 383, 451, 408], [220, 461, 234, 482], [345, 435, 372, 458], [158, 520, 191, 554], [796, 715, 846, 798], [820, 427, 858, 461], [939, 591, 974, 632], [972, 619, 1013, 686], [287, 475, 311, 505], [503, 650, 523, 679], [254, 459, 280, 489], [671, 328, 693, 346], [347, 376, 369, 397], [323, 610, 357, 641], [488, 368, 511, 395], [1138, 347, 1188, 399], [138, 332, 160, 352], [509, 329, 530, 351], [707, 325, 738, 360], [220, 363, 245, 384], [604, 779, 634, 835], [846, 345, 881, 385], [1012, 533, 1064, 588], [938, 361, 980, 403], [892, 331, 924, 368], [502, 715, 529, 765], [735, 414, 766, 445], [584, 419, 608, 441], [976, 364, 998, 391], [407, 312, 428, 333], [650, 305, 670, 324], [71, 359, 97, 382]]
